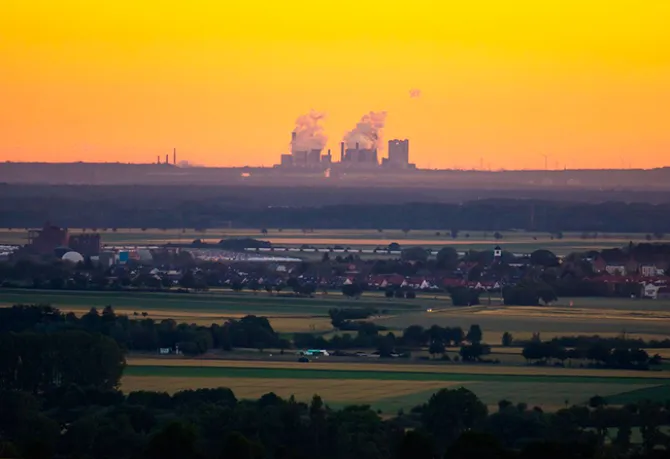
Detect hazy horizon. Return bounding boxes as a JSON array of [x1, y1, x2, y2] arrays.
[[1, 0, 669, 169]]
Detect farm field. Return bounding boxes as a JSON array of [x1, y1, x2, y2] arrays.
[[379, 301, 670, 343], [3, 288, 670, 339], [0, 227, 655, 255], [0, 288, 426, 332], [124, 357, 670, 413]]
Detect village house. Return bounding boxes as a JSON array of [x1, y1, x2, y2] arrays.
[[640, 264, 665, 277]]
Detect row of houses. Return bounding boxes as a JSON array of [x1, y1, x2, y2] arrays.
[[589, 255, 668, 277]]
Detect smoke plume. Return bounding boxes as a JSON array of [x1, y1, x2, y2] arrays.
[[292, 110, 328, 152], [343, 111, 387, 149]]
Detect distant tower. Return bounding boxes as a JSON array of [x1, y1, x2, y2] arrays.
[[165, 154, 169, 164], [157, 155, 160, 164], [340, 142, 345, 162], [173, 148, 176, 165], [388, 139, 409, 167]]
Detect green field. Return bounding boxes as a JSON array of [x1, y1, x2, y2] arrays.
[[0, 227, 656, 255], [123, 362, 670, 413], [604, 385, 670, 404]]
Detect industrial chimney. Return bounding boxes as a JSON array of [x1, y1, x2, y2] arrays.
[[165, 154, 169, 164], [340, 142, 345, 162], [173, 148, 176, 165], [157, 155, 160, 164]]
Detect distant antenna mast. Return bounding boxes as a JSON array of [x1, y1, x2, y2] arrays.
[[540, 154, 549, 171]]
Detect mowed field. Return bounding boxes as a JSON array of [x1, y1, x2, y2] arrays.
[[123, 358, 670, 413], [0, 228, 659, 255]]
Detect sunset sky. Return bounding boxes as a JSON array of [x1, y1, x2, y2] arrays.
[[1, 0, 669, 169]]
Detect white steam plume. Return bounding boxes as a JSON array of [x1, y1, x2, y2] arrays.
[[292, 110, 328, 152], [343, 111, 387, 149]]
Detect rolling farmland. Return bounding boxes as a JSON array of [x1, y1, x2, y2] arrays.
[[123, 358, 670, 413]]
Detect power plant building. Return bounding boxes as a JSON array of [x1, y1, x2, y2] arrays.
[[341, 142, 379, 166], [385, 139, 410, 168], [279, 132, 412, 171]]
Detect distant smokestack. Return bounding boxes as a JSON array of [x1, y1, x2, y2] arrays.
[[327, 148, 331, 157], [173, 148, 176, 165], [165, 154, 169, 164], [340, 142, 344, 162], [157, 155, 160, 164], [355, 142, 359, 150]]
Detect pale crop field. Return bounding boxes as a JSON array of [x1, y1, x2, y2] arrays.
[[120, 372, 665, 414], [126, 357, 670, 380], [57, 305, 333, 332], [121, 376, 457, 402]]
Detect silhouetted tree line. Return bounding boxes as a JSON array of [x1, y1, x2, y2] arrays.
[[0, 305, 286, 356], [1, 305, 488, 360], [2, 384, 670, 459], [4, 193, 670, 231], [503, 281, 558, 306], [521, 340, 662, 370], [449, 286, 482, 306]]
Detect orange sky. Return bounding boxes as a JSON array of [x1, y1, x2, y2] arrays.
[[1, 0, 669, 169]]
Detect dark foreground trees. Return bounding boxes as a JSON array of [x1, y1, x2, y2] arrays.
[[5, 385, 669, 459], [0, 330, 125, 391]]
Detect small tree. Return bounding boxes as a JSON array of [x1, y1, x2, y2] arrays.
[[466, 324, 483, 344], [429, 341, 445, 359], [501, 332, 513, 347], [341, 283, 363, 298], [493, 231, 503, 240]]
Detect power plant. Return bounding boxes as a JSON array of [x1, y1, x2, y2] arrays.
[[277, 111, 414, 171]]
